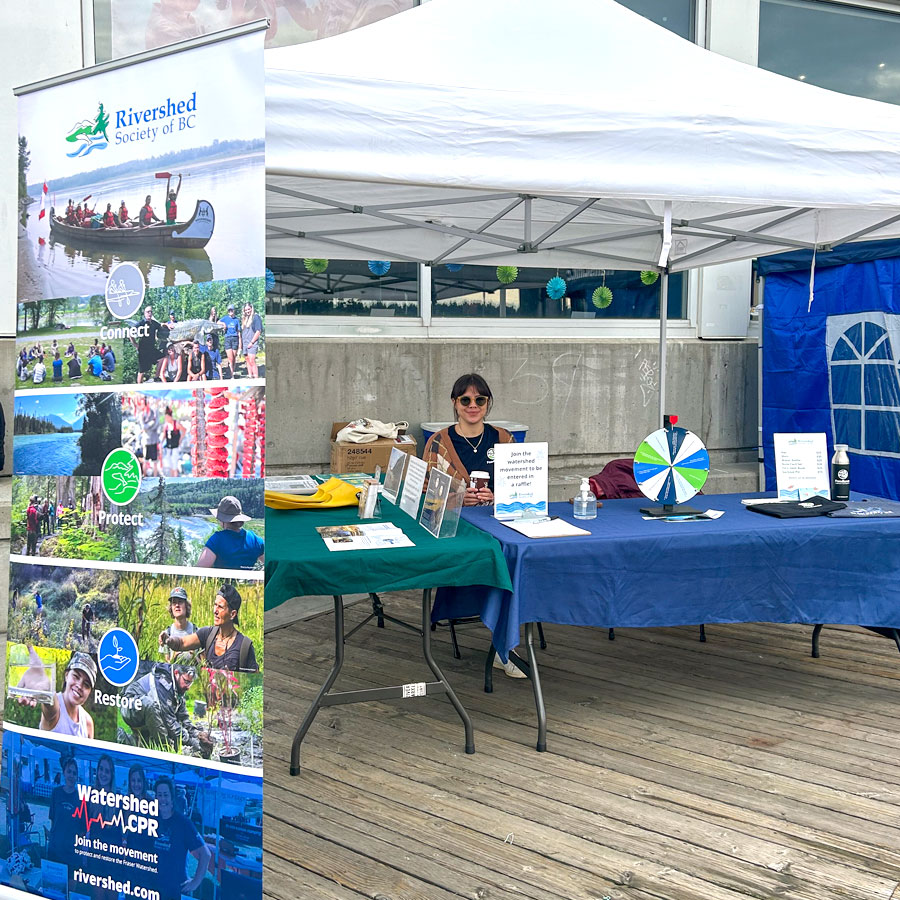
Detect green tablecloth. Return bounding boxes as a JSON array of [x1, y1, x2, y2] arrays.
[[265, 501, 513, 611]]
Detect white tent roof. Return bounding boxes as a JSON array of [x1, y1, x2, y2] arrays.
[[265, 0, 900, 272]]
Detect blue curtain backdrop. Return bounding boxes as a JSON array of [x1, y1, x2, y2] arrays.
[[763, 253, 900, 500]]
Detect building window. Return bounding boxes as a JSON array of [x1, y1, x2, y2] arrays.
[[93, 0, 415, 63], [431, 265, 686, 320], [759, 0, 900, 105], [266, 258, 419, 317], [618, 0, 695, 40]]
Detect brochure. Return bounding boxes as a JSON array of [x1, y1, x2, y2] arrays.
[[382, 446, 408, 504], [316, 522, 415, 551]]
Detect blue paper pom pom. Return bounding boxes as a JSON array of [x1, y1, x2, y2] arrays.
[[265, 268, 275, 292], [546, 276, 567, 300], [368, 260, 391, 276], [445, 264, 463, 272]]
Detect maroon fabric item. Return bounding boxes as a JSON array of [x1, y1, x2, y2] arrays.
[[588, 458, 643, 500]]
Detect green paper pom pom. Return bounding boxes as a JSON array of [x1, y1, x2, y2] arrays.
[[304, 258, 329, 274], [496, 265, 518, 285], [592, 286, 614, 309], [640, 270, 660, 285]]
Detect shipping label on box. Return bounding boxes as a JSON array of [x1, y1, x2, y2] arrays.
[[330, 422, 417, 474]]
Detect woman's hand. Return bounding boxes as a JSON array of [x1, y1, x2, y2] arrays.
[[16, 645, 51, 706], [463, 486, 494, 506], [462, 486, 481, 507]]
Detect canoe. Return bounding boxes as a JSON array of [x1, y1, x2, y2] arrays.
[[49, 199, 215, 250]]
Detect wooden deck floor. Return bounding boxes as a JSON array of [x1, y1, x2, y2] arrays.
[[263, 593, 900, 900]]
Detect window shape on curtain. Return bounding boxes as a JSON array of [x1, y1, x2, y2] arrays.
[[830, 320, 900, 455]]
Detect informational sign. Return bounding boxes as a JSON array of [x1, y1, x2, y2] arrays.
[[381, 446, 408, 504], [399, 456, 428, 518], [493, 442, 549, 520], [773, 432, 830, 499], [7, 24, 266, 900]]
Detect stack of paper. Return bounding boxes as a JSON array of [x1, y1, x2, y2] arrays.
[[316, 522, 414, 552]]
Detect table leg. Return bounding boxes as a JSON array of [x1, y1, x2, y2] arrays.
[[421, 589, 475, 754], [484, 645, 496, 693], [525, 622, 547, 752], [811, 623, 823, 658], [290, 595, 345, 776]]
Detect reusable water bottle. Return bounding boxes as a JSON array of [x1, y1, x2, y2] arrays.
[[573, 477, 597, 520], [831, 444, 850, 501]]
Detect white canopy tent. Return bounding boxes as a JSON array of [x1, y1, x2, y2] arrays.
[[264, 0, 900, 420]]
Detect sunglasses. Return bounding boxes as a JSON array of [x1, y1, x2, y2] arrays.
[[457, 395, 488, 407]]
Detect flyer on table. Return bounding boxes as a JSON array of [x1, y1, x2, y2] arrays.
[[7, 24, 266, 900]]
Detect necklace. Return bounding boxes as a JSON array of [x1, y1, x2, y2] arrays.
[[459, 428, 484, 453], [216, 630, 236, 656]]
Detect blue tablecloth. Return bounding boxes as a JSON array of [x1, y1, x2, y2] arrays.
[[432, 494, 900, 659]]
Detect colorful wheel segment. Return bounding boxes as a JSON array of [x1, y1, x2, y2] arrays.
[[633, 427, 710, 505]]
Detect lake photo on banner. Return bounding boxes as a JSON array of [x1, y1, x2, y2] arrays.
[[22, 154, 262, 301], [14, 432, 81, 475]]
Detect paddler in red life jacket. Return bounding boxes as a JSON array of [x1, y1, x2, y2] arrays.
[[165, 175, 182, 225], [118, 200, 130, 227], [140, 195, 162, 227], [102, 203, 116, 228], [74, 203, 83, 225], [65, 199, 75, 224], [81, 204, 96, 228]]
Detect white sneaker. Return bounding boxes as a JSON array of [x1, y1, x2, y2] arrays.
[[493, 653, 527, 678]]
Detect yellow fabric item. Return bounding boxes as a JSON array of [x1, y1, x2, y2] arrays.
[[265, 477, 360, 509]]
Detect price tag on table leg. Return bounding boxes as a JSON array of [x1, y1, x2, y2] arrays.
[[402, 682, 427, 698]]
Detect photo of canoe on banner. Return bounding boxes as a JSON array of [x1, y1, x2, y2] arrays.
[[17, 34, 264, 303]]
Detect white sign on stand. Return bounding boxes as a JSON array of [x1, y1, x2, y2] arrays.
[[773, 433, 830, 499], [399, 455, 429, 517], [493, 442, 549, 520]]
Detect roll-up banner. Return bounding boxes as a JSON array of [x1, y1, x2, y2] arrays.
[[7, 24, 266, 900]]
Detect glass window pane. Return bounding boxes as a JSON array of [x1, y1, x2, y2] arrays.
[[266, 258, 419, 317], [617, 0, 694, 40], [431, 264, 686, 319], [93, 0, 415, 63], [759, 0, 900, 105]]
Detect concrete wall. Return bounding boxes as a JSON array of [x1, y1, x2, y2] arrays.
[[265, 337, 758, 476]]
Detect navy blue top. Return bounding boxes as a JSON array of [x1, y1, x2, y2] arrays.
[[448, 423, 501, 490]]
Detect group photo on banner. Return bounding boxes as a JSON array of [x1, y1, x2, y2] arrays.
[[7, 22, 267, 900]]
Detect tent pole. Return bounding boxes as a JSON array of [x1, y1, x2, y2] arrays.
[[658, 269, 668, 429]]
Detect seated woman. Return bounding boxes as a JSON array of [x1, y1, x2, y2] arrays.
[[423, 373, 525, 677], [422, 373, 515, 507]]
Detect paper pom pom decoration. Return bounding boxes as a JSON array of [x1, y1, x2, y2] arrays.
[[640, 270, 660, 285], [265, 268, 275, 291], [368, 260, 391, 276], [546, 276, 567, 300], [496, 265, 518, 285], [592, 286, 614, 308], [303, 258, 329, 274], [445, 264, 463, 272]]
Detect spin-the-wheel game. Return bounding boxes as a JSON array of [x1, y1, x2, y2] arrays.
[[633, 416, 710, 516]]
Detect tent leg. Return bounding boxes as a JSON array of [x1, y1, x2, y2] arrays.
[[658, 270, 669, 429]]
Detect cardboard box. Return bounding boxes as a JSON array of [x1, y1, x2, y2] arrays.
[[330, 422, 418, 474]]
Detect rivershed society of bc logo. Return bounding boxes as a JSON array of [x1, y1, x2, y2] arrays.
[[65, 102, 110, 158]]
